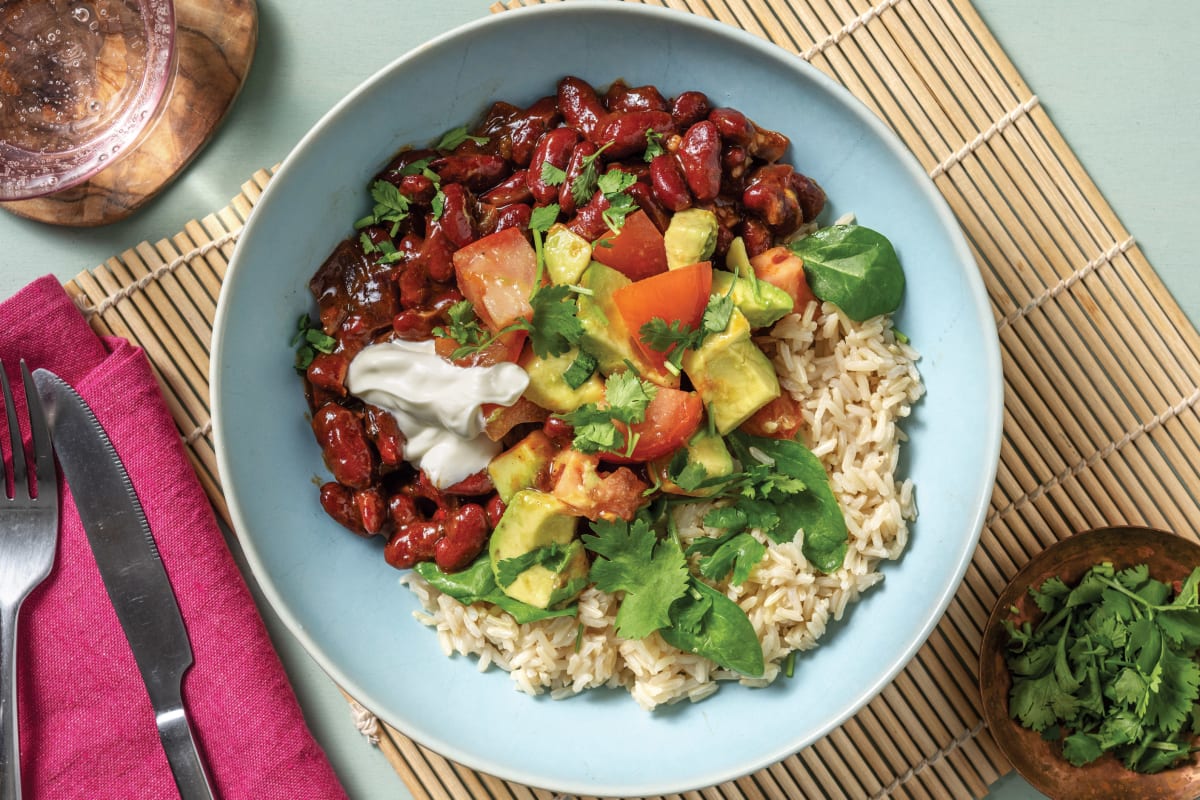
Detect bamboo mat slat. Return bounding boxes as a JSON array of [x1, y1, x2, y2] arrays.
[[60, 0, 1200, 798]]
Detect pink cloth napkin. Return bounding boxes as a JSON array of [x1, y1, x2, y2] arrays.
[[2, 276, 348, 800]]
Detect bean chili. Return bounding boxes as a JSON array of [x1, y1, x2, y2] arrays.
[[300, 75, 826, 574]]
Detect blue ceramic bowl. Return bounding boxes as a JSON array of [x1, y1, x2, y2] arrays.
[[212, 3, 1003, 795]]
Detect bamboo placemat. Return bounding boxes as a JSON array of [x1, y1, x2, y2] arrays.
[[62, 0, 1200, 797]]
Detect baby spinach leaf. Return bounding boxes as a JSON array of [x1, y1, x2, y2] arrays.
[[660, 577, 764, 677], [414, 555, 576, 624], [788, 224, 904, 321]]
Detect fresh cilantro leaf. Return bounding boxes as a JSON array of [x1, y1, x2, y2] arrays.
[[582, 516, 689, 639], [557, 371, 656, 456], [525, 284, 584, 358], [355, 180, 411, 235], [540, 161, 567, 187], [359, 232, 377, 254], [529, 202, 561, 234], [432, 300, 489, 354], [1004, 561, 1200, 775], [399, 157, 433, 176], [291, 314, 335, 372], [643, 129, 666, 162], [436, 125, 488, 151], [598, 170, 639, 233], [569, 143, 610, 207], [431, 188, 446, 220]]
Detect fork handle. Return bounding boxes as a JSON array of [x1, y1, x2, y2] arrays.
[[0, 603, 23, 800]]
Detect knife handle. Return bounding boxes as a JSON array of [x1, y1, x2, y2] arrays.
[[157, 703, 216, 800]]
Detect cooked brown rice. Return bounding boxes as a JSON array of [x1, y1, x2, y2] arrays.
[[399, 300, 923, 710]]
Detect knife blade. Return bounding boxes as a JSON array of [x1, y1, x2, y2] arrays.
[[32, 369, 215, 800]]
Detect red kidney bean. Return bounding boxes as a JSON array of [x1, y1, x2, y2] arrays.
[[566, 190, 611, 241], [396, 258, 430, 309], [557, 76, 606, 139], [791, 171, 826, 224], [305, 351, 349, 397], [377, 148, 438, 185], [434, 503, 489, 572], [389, 493, 418, 527], [605, 80, 669, 113], [558, 140, 596, 215], [430, 154, 511, 192], [649, 153, 691, 212], [670, 90, 711, 128], [594, 110, 675, 159], [502, 96, 561, 166], [411, 226, 456, 283], [320, 482, 368, 536], [742, 163, 803, 233], [739, 217, 774, 258], [542, 416, 574, 443], [397, 173, 436, 206], [489, 202, 532, 235], [364, 405, 405, 466], [627, 181, 671, 233], [708, 107, 755, 147], [443, 470, 495, 496], [527, 127, 580, 204], [677, 120, 722, 202], [385, 520, 443, 569], [721, 144, 751, 195], [749, 126, 790, 163], [484, 494, 506, 528], [355, 487, 389, 535], [434, 184, 476, 249], [311, 404, 376, 490], [480, 169, 533, 205]]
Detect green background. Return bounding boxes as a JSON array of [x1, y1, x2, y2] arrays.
[[3, 2, 1196, 797]]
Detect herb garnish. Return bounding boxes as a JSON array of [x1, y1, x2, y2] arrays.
[[583, 515, 690, 639], [1004, 563, 1200, 774], [643, 129, 666, 162], [354, 180, 411, 236], [291, 314, 336, 372], [436, 126, 489, 151], [638, 286, 735, 375], [557, 371, 656, 457]]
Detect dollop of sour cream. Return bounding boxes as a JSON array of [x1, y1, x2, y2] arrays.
[[346, 339, 529, 488]]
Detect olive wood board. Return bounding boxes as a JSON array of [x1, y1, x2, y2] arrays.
[[61, 0, 1200, 798]]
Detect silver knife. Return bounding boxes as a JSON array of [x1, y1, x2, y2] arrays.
[[32, 369, 216, 800]]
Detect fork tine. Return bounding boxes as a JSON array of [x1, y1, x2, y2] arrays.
[[20, 361, 56, 505], [0, 359, 25, 498]]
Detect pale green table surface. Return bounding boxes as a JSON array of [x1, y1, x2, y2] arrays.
[[3, 2, 1196, 798]]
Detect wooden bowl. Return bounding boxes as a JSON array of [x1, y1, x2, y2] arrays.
[[979, 526, 1200, 800]]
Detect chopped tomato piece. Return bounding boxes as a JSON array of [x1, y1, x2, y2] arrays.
[[590, 209, 669, 281], [739, 392, 805, 440], [750, 246, 816, 310], [605, 385, 704, 464], [451, 227, 536, 332], [551, 449, 648, 521], [433, 329, 528, 367], [612, 261, 712, 370], [482, 395, 550, 441]]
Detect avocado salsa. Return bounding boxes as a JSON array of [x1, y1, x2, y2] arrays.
[[295, 76, 907, 680]]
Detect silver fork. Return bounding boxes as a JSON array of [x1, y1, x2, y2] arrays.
[[0, 361, 58, 800]]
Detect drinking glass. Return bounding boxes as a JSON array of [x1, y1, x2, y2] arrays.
[[0, 0, 176, 201]]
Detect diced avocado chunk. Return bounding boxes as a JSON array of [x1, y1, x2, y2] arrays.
[[664, 208, 718, 270], [655, 426, 734, 497], [487, 430, 557, 503], [576, 262, 679, 387], [519, 346, 604, 414], [711, 269, 794, 329], [681, 308, 781, 434], [544, 224, 592, 285], [488, 490, 589, 608]]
